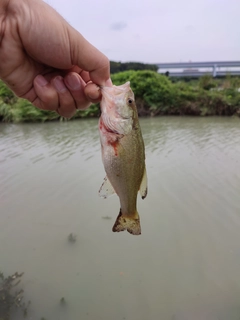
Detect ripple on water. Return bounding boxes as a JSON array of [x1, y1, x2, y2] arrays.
[[1, 117, 240, 320]]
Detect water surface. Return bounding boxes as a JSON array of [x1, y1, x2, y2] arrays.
[[1, 117, 240, 320]]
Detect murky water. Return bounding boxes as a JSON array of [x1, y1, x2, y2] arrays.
[[1, 117, 240, 320]]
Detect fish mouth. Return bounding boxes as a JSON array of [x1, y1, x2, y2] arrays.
[[100, 88, 132, 121], [100, 82, 131, 98]]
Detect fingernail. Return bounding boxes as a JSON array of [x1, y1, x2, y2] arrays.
[[53, 76, 67, 93], [65, 73, 81, 90], [35, 75, 48, 87]]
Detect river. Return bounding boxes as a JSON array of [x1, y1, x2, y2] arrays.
[[1, 117, 240, 320]]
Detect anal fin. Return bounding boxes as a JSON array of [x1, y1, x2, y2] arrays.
[[139, 166, 148, 199]]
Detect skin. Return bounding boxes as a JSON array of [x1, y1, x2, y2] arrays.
[[0, 0, 111, 118]]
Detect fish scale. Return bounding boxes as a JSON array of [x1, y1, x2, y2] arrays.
[[98, 81, 147, 235]]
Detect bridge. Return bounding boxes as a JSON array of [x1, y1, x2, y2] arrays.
[[156, 61, 240, 78]]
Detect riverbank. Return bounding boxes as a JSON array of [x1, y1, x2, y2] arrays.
[[0, 70, 240, 122]]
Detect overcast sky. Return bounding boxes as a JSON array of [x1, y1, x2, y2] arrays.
[[45, 0, 240, 64]]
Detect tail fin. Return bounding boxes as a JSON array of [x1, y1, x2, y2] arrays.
[[112, 209, 141, 235]]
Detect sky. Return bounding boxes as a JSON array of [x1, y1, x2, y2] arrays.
[[45, 0, 240, 64]]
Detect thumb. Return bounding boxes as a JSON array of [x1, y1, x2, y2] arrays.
[[69, 28, 111, 86]]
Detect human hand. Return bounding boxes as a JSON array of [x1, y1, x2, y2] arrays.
[[0, 0, 111, 117]]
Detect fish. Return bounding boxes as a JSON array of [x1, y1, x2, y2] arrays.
[[98, 81, 147, 235]]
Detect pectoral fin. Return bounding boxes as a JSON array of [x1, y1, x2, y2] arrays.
[[139, 167, 148, 199], [99, 176, 116, 199]]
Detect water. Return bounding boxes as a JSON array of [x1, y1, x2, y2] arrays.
[[1, 116, 240, 320]]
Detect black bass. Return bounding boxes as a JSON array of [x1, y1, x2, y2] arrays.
[[98, 82, 147, 235]]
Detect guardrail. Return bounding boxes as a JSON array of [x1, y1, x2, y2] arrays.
[[156, 61, 240, 77]]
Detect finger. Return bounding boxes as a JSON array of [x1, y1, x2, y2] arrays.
[[69, 28, 111, 86], [63, 68, 91, 84], [79, 70, 91, 84], [18, 0, 111, 87], [64, 72, 91, 110], [67, 66, 82, 74], [52, 76, 76, 118], [33, 75, 59, 110], [84, 82, 101, 103]]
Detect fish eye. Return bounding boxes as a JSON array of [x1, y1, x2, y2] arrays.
[[128, 98, 133, 104]]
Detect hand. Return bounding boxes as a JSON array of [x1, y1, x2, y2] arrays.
[[0, 0, 111, 117]]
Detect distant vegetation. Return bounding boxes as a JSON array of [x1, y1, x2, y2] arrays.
[[111, 71, 240, 117], [0, 68, 240, 122], [110, 61, 158, 73]]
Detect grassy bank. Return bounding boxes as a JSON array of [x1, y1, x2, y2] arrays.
[[0, 71, 240, 123]]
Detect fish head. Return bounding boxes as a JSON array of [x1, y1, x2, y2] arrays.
[[100, 82, 137, 135]]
